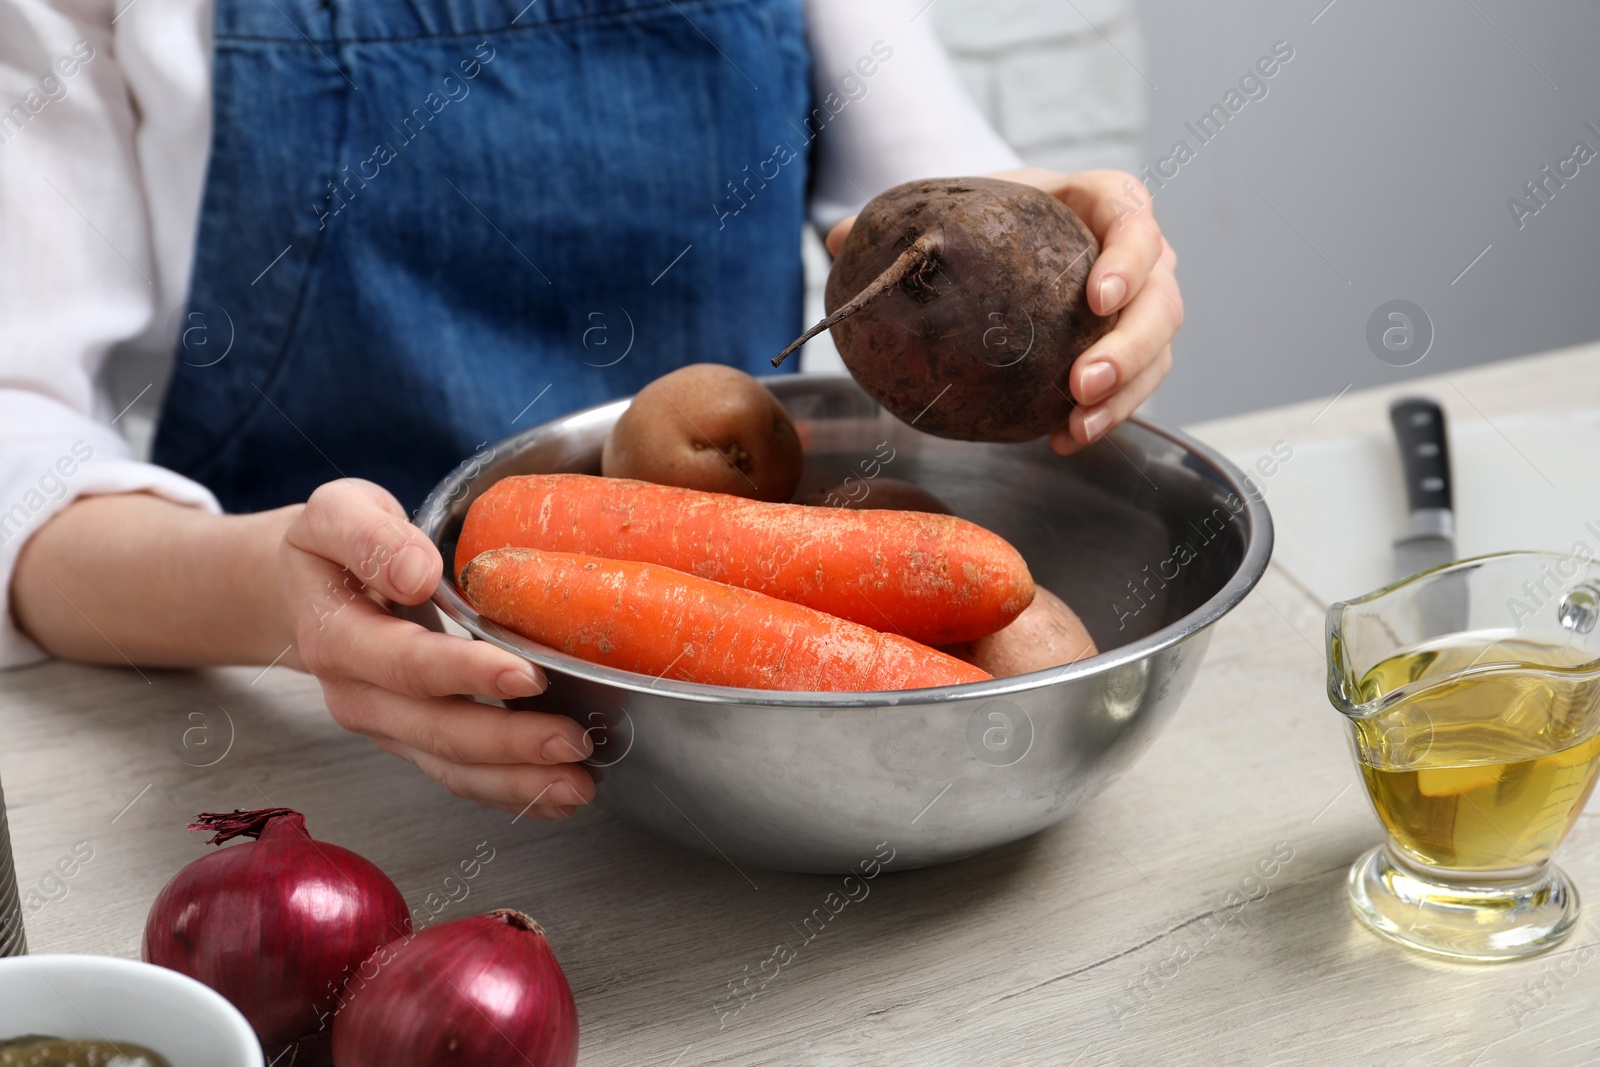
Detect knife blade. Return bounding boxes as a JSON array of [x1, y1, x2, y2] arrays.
[[1389, 397, 1455, 581]]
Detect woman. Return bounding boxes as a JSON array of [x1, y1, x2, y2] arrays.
[[2, 0, 1180, 818]]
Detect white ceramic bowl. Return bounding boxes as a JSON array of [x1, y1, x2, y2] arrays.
[[0, 955, 262, 1067]]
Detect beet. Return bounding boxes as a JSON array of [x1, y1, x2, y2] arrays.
[[774, 177, 1112, 442]]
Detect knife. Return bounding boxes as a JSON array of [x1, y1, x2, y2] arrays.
[[1389, 397, 1455, 580]]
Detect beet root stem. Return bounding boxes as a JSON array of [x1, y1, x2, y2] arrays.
[[770, 233, 940, 368]]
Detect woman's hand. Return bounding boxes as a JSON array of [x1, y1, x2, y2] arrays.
[[825, 167, 1181, 454], [13, 481, 595, 818], [280, 479, 595, 818]]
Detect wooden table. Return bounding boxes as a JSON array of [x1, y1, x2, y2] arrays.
[[6, 343, 1600, 1066]]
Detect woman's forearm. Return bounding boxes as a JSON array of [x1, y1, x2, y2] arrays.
[[11, 493, 298, 668]]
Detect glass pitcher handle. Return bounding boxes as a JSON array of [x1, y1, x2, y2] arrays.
[[1559, 584, 1600, 635]]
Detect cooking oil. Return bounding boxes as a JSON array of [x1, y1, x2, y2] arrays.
[[1350, 636, 1600, 874]]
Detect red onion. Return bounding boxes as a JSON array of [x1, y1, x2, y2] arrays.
[[142, 807, 410, 1047], [332, 909, 579, 1067], [267, 1030, 334, 1067]]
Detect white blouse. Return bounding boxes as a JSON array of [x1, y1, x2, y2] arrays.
[[0, 0, 1020, 665]]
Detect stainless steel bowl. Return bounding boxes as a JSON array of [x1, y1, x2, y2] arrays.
[[416, 376, 1272, 874]]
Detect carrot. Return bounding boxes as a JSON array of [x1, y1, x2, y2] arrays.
[[459, 548, 993, 692], [454, 473, 1034, 645]]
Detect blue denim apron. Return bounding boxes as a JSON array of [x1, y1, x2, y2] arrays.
[[154, 0, 810, 514]]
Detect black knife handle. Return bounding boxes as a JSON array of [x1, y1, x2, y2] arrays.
[[1389, 397, 1452, 513]]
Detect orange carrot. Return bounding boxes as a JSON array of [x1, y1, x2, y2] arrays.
[[459, 548, 992, 692], [454, 473, 1034, 645]]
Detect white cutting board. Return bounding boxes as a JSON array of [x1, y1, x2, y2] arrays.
[[1228, 406, 1600, 607]]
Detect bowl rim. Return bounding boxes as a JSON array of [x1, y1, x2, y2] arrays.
[[419, 376, 1275, 708], [0, 954, 263, 1062]]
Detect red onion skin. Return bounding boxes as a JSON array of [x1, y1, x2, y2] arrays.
[[141, 809, 410, 1047], [265, 1030, 334, 1067], [332, 909, 579, 1067]]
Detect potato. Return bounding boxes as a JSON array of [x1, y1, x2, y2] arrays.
[[602, 364, 802, 502], [941, 586, 1098, 677], [800, 477, 952, 514]]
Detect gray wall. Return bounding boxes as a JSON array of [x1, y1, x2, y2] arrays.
[[1133, 0, 1600, 423]]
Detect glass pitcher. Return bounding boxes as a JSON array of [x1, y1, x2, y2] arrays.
[[1326, 550, 1600, 960]]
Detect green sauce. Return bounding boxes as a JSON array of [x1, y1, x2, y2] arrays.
[[0, 1036, 170, 1067]]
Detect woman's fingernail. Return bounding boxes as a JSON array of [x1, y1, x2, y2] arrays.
[[1079, 407, 1113, 442], [498, 668, 543, 699], [1098, 275, 1127, 314], [550, 781, 589, 805], [541, 734, 589, 763], [1079, 361, 1117, 404], [390, 544, 432, 597]]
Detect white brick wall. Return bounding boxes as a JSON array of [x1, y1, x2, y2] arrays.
[[798, 0, 1148, 375], [937, 0, 1145, 175]]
